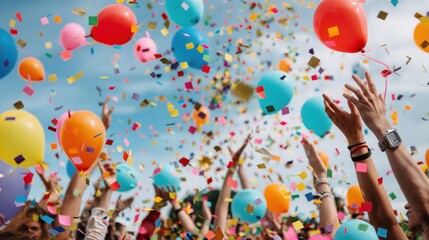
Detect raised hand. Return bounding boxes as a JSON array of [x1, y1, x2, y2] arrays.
[[116, 195, 134, 213], [228, 133, 252, 166], [102, 96, 115, 130], [323, 94, 364, 145], [342, 72, 391, 139], [302, 137, 327, 179]]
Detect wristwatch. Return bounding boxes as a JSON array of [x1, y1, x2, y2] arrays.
[[378, 128, 402, 152]]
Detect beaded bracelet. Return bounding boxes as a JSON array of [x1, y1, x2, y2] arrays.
[[319, 192, 334, 200], [315, 178, 330, 188]]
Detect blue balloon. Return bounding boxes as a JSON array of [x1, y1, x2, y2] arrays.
[[334, 219, 378, 240], [301, 97, 332, 137], [165, 0, 204, 27], [257, 71, 294, 115], [153, 164, 181, 191], [172, 27, 210, 70], [231, 189, 267, 224], [66, 160, 76, 178], [0, 161, 31, 224], [116, 163, 139, 192], [0, 28, 18, 79]]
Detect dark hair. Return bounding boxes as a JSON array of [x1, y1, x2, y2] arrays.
[[0, 202, 50, 239]]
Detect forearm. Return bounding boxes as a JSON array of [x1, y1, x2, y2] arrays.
[[373, 125, 429, 220], [172, 201, 198, 235], [93, 189, 113, 210], [238, 167, 250, 189], [214, 169, 234, 231], [200, 219, 211, 237], [56, 171, 89, 239], [315, 183, 338, 230]]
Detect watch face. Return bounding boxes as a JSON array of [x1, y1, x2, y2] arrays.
[[386, 131, 402, 146]]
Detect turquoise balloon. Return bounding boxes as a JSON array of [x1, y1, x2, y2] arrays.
[[165, 0, 204, 27], [153, 164, 181, 191], [0, 28, 18, 79], [301, 97, 332, 137], [256, 71, 294, 115], [231, 189, 267, 224], [172, 27, 210, 70], [66, 160, 76, 178], [116, 163, 138, 192], [334, 219, 378, 240]]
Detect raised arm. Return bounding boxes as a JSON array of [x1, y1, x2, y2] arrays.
[[102, 96, 115, 131], [167, 186, 198, 235], [323, 94, 405, 239], [237, 154, 250, 189], [35, 166, 61, 211], [302, 137, 338, 232], [343, 72, 429, 232], [200, 197, 213, 237], [214, 134, 251, 232]]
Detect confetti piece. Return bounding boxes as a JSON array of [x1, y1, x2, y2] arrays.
[[88, 16, 98, 26], [377, 228, 387, 238], [377, 11, 388, 20], [307, 56, 320, 68], [356, 163, 367, 173], [292, 220, 304, 231], [58, 215, 70, 226], [40, 17, 49, 25], [13, 101, 24, 110], [328, 26, 339, 37]]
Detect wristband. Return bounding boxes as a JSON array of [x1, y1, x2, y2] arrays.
[[319, 192, 334, 200], [351, 148, 372, 162], [350, 144, 368, 155], [347, 142, 366, 150], [314, 178, 329, 188]]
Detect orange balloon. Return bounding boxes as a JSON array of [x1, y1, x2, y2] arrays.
[[346, 184, 364, 211], [317, 151, 329, 167], [60, 111, 105, 171], [192, 105, 210, 127], [278, 59, 292, 73], [414, 21, 429, 53], [18, 57, 45, 81], [425, 149, 429, 166], [313, 0, 367, 53], [264, 183, 291, 214]]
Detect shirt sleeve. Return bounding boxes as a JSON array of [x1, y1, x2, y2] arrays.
[[84, 207, 109, 240], [136, 210, 161, 240]]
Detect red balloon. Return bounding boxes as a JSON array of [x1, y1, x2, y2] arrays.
[[90, 4, 137, 46], [313, 0, 367, 53]]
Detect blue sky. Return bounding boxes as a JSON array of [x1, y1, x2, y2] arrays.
[[1, 0, 429, 231]]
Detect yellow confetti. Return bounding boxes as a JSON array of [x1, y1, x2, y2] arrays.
[[298, 171, 308, 179], [9, 19, 16, 28], [45, 42, 52, 49], [296, 182, 305, 191], [48, 74, 57, 82], [154, 196, 163, 203], [196, 45, 204, 53], [185, 42, 194, 49], [328, 26, 340, 37], [180, 62, 189, 69], [249, 12, 257, 21], [131, 24, 138, 33], [225, 53, 233, 62], [160, 28, 169, 36], [292, 220, 304, 231]]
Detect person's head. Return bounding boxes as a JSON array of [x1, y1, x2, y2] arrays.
[[405, 202, 422, 232], [0, 202, 50, 240]]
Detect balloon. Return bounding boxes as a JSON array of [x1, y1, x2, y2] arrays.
[[256, 71, 294, 115], [153, 164, 181, 191], [414, 21, 429, 53], [165, 0, 204, 27], [352, 62, 369, 79], [116, 163, 138, 192], [0, 161, 31, 225], [172, 27, 210, 69], [90, 4, 137, 46], [346, 184, 364, 211], [56, 111, 73, 146], [0, 28, 18, 79], [334, 219, 377, 240], [0, 110, 45, 168], [66, 160, 76, 178], [278, 58, 292, 73], [301, 97, 332, 137], [60, 111, 105, 171], [232, 189, 267, 224], [18, 57, 45, 82], [317, 151, 329, 167], [192, 105, 210, 127], [264, 183, 290, 214], [134, 36, 157, 63], [313, 0, 367, 53], [60, 23, 86, 51]]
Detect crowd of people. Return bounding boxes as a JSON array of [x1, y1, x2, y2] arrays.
[[0, 72, 427, 240]]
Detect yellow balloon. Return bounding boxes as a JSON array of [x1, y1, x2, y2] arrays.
[[414, 20, 429, 53], [0, 110, 45, 167]]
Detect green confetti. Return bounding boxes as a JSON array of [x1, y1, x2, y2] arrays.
[[88, 16, 98, 26]]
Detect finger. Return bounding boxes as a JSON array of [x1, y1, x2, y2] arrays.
[[365, 72, 378, 94], [108, 106, 115, 116], [345, 83, 365, 101], [351, 74, 370, 95], [97, 161, 106, 173], [343, 93, 361, 107], [323, 94, 343, 114], [102, 96, 110, 112], [379, 93, 385, 103], [228, 146, 234, 156], [347, 99, 360, 118]]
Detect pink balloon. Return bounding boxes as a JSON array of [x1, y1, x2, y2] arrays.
[[56, 111, 71, 146], [134, 37, 157, 63], [60, 23, 86, 51]]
